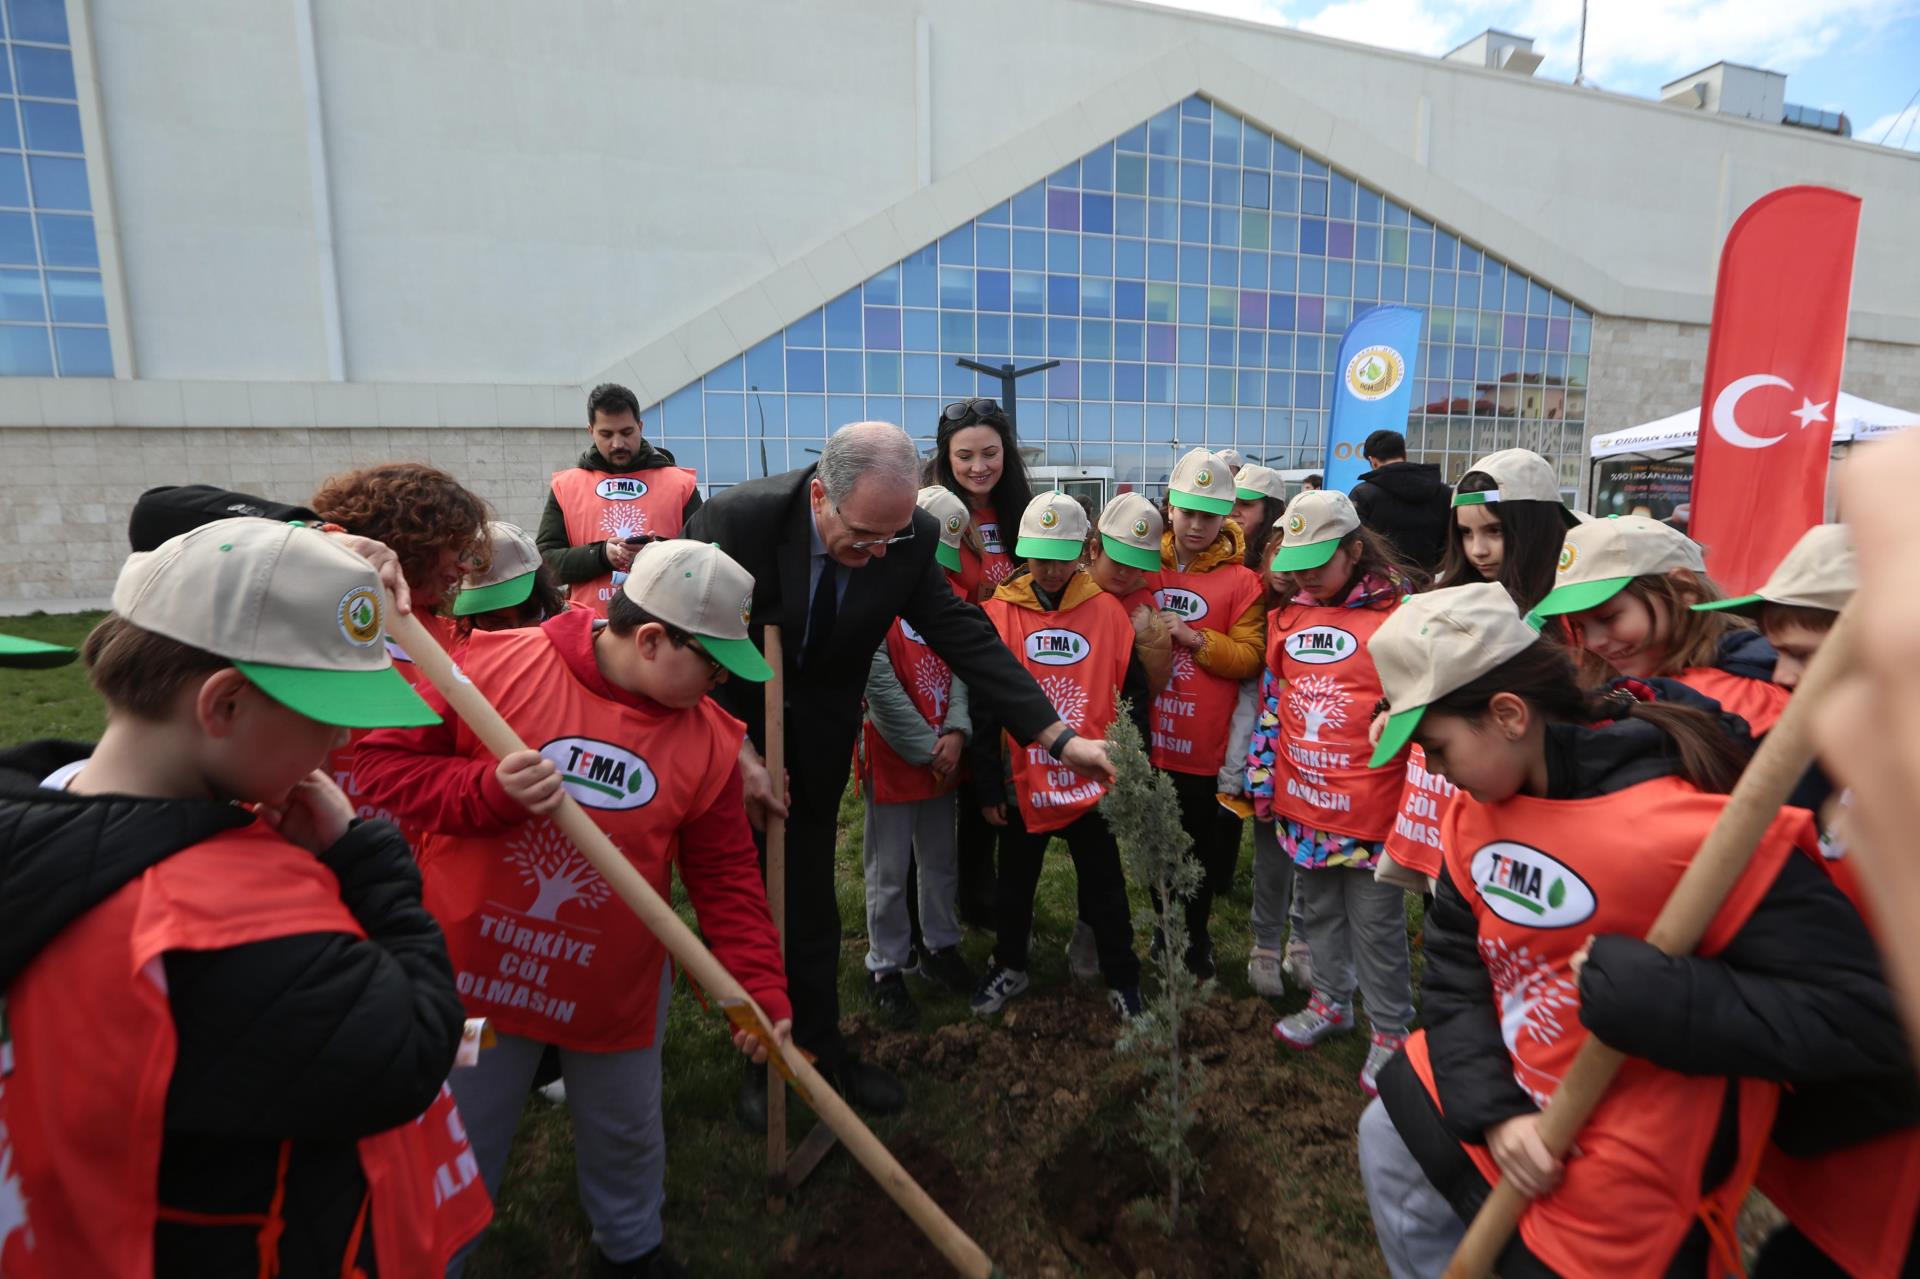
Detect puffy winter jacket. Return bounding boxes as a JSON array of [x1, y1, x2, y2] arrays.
[[1350, 461, 1452, 571]]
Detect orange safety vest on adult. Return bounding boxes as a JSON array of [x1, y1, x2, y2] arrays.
[[0, 824, 490, 1278], [1402, 778, 1809, 1279], [1381, 744, 1452, 880], [984, 575, 1134, 834], [550, 465, 700, 615], [1266, 599, 1405, 840], [860, 617, 961, 806], [402, 624, 754, 1050], [1147, 537, 1264, 777]]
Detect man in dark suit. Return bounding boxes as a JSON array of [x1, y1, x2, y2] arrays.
[[688, 422, 1112, 1121]]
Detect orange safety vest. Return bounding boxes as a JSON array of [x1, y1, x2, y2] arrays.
[[0, 824, 490, 1279], [1675, 666, 1789, 736], [983, 591, 1134, 834], [1266, 601, 1404, 840], [1405, 778, 1808, 1279], [860, 617, 960, 807], [1382, 743, 1452, 880], [328, 613, 460, 836], [414, 627, 744, 1051], [549, 465, 700, 616], [955, 512, 1015, 603], [1147, 562, 1263, 775]]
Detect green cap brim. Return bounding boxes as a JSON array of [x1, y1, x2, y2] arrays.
[[1271, 537, 1343, 571], [1101, 533, 1163, 571], [700, 634, 774, 682], [235, 660, 443, 728], [1169, 489, 1234, 515], [0, 633, 77, 668], [1451, 490, 1494, 508], [1015, 535, 1083, 562], [1690, 594, 1764, 617], [1528, 575, 1632, 619], [451, 571, 538, 617], [1234, 485, 1275, 502], [1368, 705, 1427, 769], [935, 541, 962, 572]]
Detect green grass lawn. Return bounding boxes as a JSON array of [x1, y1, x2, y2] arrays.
[[0, 611, 107, 746]]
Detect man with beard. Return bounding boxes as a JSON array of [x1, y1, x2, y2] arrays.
[[537, 382, 703, 616]]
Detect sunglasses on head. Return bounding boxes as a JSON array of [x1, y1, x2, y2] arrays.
[[941, 397, 1006, 424]]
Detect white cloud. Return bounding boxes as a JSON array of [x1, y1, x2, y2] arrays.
[[1862, 103, 1920, 150], [1293, 0, 1465, 54]]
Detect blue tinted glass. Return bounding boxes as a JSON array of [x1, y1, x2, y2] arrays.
[[20, 101, 79, 152], [788, 394, 825, 435], [1011, 271, 1043, 314], [979, 200, 1010, 225], [863, 265, 900, 305], [1181, 119, 1209, 158], [939, 225, 972, 265], [1083, 234, 1112, 277], [1047, 317, 1076, 357], [977, 269, 1009, 312], [939, 311, 973, 352], [1049, 160, 1080, 189], [1179, 204, 1207, 244], [13, 44, 72, 97], [1147, 108, 1177, 155], [1243, 170, 1269, 209], [0, 266, 34, 318], [0, 154, 22, 207], [8, 0, 67, 43], [824, 290, 861, 347], [0, 323, 53, 374], [1011, 182, 1045, 226], [1047, 274, 1079, 315], [1083, 144, 1114, 191], [1013, 315, 1043, 356], [1148, 158, 1176, 198], [705, 356, 743, 391], [1208, 329, 1232, 365], [1083, 277, 1111, 319], [705, 392, 745, 434], [746, 335, 783, 391], [0, 210, 32, 263], [939, 266, 972, 309], [1114, 196, 1145, 238], [976, 225, 1009, 268], [1082, 193, 1113, 235], [1243, 126, 1271, 169], [1048, 231, 1078, 272], [785, 308, 822, 347], [977, 313, 1008, 354], [1210, 248, 1236, 285], [1180, 161, 1207, 202], [785, 347, 824, 393], [904, 354, 940, 394], [902, 308, 937, 351], [903, 252, 936, 307], [1147, 241, 1176, 281], [1012, 229, 1044, 271], [1211, 165, 1238, 205]]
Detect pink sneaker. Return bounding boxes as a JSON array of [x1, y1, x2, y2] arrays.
[[1360, 1031, 1409, 1097], [1272, 995, 1354, 1049]]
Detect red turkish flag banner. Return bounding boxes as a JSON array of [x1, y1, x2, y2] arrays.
[[1690, 185, 1861, 595]]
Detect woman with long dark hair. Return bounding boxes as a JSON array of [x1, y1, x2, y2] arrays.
[[934, 398, 1034, 602]]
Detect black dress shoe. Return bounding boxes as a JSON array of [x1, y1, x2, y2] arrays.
[[734, 1065, 768, 1131], [915, 944, 977, 996], [868, 970, 920, 1029], [832, 1057, 906, 1114], [592, 1243, 688, 1278]]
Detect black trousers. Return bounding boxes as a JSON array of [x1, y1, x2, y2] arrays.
[[1165, 768, 1243, 954], [955, 797, 998, 923], [771, 717, 860, 1072], [993, 808, 1139, 988]]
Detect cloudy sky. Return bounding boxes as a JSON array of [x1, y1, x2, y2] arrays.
[[1157, 0, 1920, 149]]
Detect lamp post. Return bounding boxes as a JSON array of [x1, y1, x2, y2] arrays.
[[749, 385, 770, 477], [953, 358, 1058, 437]]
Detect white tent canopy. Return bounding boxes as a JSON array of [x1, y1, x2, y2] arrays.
[[1589, 392, 1920, 459]]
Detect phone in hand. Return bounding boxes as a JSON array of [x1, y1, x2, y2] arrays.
[[624, 535, 655, 547]]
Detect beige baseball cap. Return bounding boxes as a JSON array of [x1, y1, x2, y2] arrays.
[[110, 517, 439, 727], [619, 539, 773, 681], [1273, 490, 1362, 571], [1452, 449, 1579, 529], [1097, 492, 1165, 571], [1014, 489, 1090, 562], [1168, 447, 1234, 515], [453, 522, 543, 617], [1529, 515, 1706, 620], [917, 485, 969, 573], [1368, 582, 1544, 767], [1234, 463, 1289, 503], [1214, 447, 1247, 473], [1692, 523, 1855, 617]]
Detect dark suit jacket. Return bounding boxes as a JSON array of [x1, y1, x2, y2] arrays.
[[686, 466, 1059, 754]]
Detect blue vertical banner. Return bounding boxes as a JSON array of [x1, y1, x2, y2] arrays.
[[1322, 305, 1424, 495]]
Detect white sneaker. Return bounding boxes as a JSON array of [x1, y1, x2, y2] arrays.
[[1282, 936, 1314, 992], [1065, 920, 1100, 983], [1272, 995, 1354, 1049], [1360, 1031, 1408, 1097], [1246, 948, 1287, 999], [970, 963, 1031, 1016]]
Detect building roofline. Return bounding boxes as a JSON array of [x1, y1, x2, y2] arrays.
[[1442, 27, 1534, 58], [1660, 59, 1785, 87]]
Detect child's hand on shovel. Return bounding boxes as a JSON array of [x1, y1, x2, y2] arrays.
[[732, 1016, 794, 1065]]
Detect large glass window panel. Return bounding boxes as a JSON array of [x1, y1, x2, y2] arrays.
[[20, 100, 78, 152], [0, 210, 30, 263], [0, 153, 24, 208], [0, 264, 35, 318], [902, 308, 937, 351], [13, 45, 72, 99], [9, 0, 69, 44]]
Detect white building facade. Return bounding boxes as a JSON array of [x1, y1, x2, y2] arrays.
[[2, 0, 1917, 609]]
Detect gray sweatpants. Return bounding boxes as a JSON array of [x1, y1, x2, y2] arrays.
[[1250, 820, 1300, 952], [863, 790, 962, 973], [1358, 1097, 1466, 1279], [1295, 864, 1415, 1034], [448, 968, 672, 1273]]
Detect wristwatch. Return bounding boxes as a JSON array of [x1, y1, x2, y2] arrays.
[[1047, 727, 1078, 760]]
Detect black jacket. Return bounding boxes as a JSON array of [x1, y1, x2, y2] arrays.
[[536, 441, 704, 585], [686, 465, 1061, 766], [1350, 461, 1451, 571], [0, 741, 464, 1277]]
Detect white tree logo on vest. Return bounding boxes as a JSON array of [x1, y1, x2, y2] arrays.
[[1168, 646, 1196, 687], [1478, 935, 1580, 1104], [1288, 673, 1350, 742], [912, 655, 951, 724], [1038, 673, 1089, 731], [599, 507, 652, 544], [0, 1134, 25, 1265], [506, 823, 611, 921]]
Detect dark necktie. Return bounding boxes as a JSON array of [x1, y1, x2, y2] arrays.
[[803, 559, 838, 668]]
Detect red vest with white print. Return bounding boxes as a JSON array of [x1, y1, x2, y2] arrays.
[[329, 612, 462, 837], [860, 617, 960, 806], [550, 466, 699, 616], [414, 627, 743, 1050], [1146, 562, 1263, 775], [1675, 666, 1789, 736], [1382, 744, 1453, 879], [955, 512, 1015, 603], [1266, 600, 1404, 840]]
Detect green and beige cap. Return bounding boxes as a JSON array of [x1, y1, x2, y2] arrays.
[[1096, 492, 1164, 571], [110, 517, 439, 727], [1529, 515, 1705, 620], [1234, 463, 1289, 503], [1368, 582, 1543, 767], [916, 485, 970, 573], [619, 539, 773, 681], [0, 633, 76, 668], [1692, 522, 1856, 617], [1452, 448, 1579, 529], [1014, 489, 1090, 562], [1168, 447, 1234, 515], [452, 521, 543, 617], [1272, 490, 1362, 571]]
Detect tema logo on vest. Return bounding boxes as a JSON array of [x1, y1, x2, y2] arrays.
[[539, 737, 658, 810], [1025, 627, 1090, 666], [979, 522, 1003, 554], [595, 476, 649, 501], [1154, 587, 1208, 621], [1285, 625, 1358, 665], [1469, 842, 1596, 927], [337, 585, 383, 648]]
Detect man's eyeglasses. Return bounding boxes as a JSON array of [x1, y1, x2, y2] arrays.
[[941, 397, 1006, 424], [828, 501, 917, 551]]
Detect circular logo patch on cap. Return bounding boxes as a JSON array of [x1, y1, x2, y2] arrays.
[[1040, 508, 1059, 530], [740, 590, 753, 627], [1344, 344, 1406, 402], [945, 513, 962, 534], [1287, 513, 1306, 535], [1558, 544, 1578, 574], [1131, 517, 1150, 538], [338, 586, 382, 648], [1195, 468, 1213, 488]]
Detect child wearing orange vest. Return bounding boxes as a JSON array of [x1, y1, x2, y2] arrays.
[[0, 519, 484, 1278], [1267, 490, 1423, 1096], [353, 540, 790, 1279], [1148, 448, 1267, 980], [970, 491, 1151, 1021], [857, 486, 977, 1027], [1692, 524, 1920, 1279], [1356, 585, 1905, 1279], [1529, 515, 1791, 735]]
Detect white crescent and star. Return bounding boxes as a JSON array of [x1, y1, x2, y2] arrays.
[[1711, 373, 1831, 449]]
